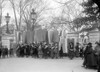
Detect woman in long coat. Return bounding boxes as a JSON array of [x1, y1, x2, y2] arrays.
[[34, 44, 38, 58], [68, 42, 75, 59], [50, 45, 55, 59], [94, 42, 100, 72], [83, 43, 97, 68], [75, 43, 80, 57], [54, 43, 59, 59], [38, 45, 43, 58]]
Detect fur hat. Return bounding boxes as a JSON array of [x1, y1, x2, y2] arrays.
[[88, 42, 92, 46], [95, 41, 100, 45]]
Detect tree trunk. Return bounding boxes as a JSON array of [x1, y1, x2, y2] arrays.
[[13, 6, 18, 30]]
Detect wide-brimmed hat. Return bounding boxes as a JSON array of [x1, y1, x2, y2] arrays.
[[95, 41, 100, 45], [88, 42, 92, 45]]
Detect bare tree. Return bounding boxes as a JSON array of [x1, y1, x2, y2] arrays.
[[9, 0, 28, 43], [9, 0, 52, 30], [21, 0, 52, 30], [0, 0, 5, 26], [53, 0, 83, 32], [9, 0, 31, 30], [9, 0, 52, 43], [9, 0, 18, 30]]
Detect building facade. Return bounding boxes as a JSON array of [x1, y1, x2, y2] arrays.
[[66, 31, 100, 49]]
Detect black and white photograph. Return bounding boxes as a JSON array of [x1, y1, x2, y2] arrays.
[[0, 0, 100, 72]]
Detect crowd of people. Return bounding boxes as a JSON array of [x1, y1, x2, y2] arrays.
[[0, 41, 100, 72], [68, 42, 84, 59], [68, 41, 100, 72], [0, 41, 84, 59], [82, 42, 100, 71], [0, 46, 14, 58], [16, 42, 62, 59], [0, 42, 64, 59]]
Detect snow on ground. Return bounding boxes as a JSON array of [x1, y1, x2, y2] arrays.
[[0, 57, 97, 72]]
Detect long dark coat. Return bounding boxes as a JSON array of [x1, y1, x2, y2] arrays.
[[84, 45, 97, 67], [59, 47, 63, 57], [94, 45, 100, 72], [75, 45, 79, 57], [68, 43, 74, 59]]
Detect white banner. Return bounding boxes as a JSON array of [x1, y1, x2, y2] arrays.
[[2, 39, 10, 49]]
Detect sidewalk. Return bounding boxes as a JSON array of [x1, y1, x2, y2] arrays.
[[0, 57, 97, 72]]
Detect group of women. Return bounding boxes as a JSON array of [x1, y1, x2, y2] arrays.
[[68, 42, 84, 59], [16, 42, 63, 59], [82, 42, 100, 72], [0, 41, 100, 72], [0, 46, 14, 58], [68, 41, 100, 72]]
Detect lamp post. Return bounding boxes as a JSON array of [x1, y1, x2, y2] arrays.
[[30, 9, 37, 43], [30, 9, 37, 31], [5, 13, 10, 34]]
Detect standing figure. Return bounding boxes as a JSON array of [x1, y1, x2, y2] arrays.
[[34, 44, 38, 58], [47, 44, 51, 58], [9, 48, 13, 57], [59, 46, 63, 58], [94, 42, 100, 72], [20, 44, 25, 57], [75, 43, 80, 57], [25, 45, 30, 57], [83, 43, 97, 68], [5, 47, 8, 58], [16, 44, 21, 57], [79, 45, 84, 59], [50, 45, 55, 59], [68, 42, 75, 60], [54, 43, 59, 59], [30, 44, 34, 57], [38, 45, 43, 58], [31, 45, 35, 57], [2, 46, 5, 58], [43, 44, 48, 59]]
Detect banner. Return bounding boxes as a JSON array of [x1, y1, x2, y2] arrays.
[[52, 29, 59, 43], [48, 29, 60, 44], [48, 29, 54, 44], [42, 29, 48, 42], [34, 29, 48, 43], [59, 29, 67, 53], [26, 30, 33, 44]]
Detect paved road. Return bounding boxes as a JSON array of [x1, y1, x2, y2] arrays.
[[0, 57, 97, 72]]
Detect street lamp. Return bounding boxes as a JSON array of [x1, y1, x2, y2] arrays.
[[30, 9, 37, 30], [30, 9, 37, 43], [5, 13, 10, 34]]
